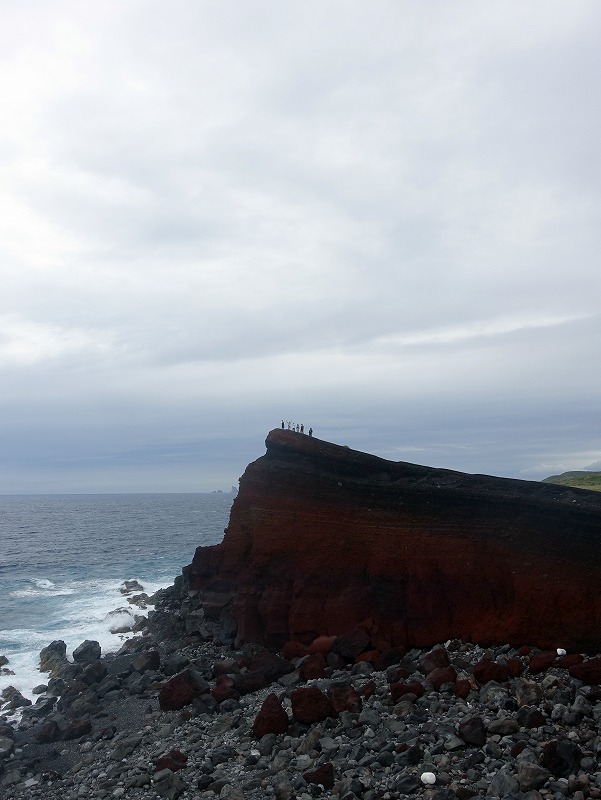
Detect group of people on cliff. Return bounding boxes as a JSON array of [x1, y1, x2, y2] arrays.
[[281, 420, 312, 436]]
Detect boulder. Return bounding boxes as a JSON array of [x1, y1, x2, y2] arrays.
[[426, 665, 457, 690], [540, 739, 583, 777], [569, 657, 601, 685], [72, 640, 101, 663], [158, 669, 210, 711], [422, 647, 450, 673], [458, 716, 487, 746], [473, 659, 510, 685], [39, 640, 68, 673], [331, 628, 370, 660], [299, 653, 327, 680], [252, 693, 289, 738], [290, 686, 333, 723]]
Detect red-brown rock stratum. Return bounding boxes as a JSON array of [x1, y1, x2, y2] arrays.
[[186, 430, 601, 652]]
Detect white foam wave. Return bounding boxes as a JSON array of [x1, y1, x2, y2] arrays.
[[34, 578, 55, 589], [1, 573, 173, 703]]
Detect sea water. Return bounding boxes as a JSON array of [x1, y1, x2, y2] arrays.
[[0, 493, 233, 701]]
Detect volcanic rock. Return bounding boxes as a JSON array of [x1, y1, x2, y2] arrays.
[[185, 430, 601, 651], [290, 686, 333, 723], [72, 640, 101, 663], [158, 668, 210, 710], [252, 692, 289, 738]]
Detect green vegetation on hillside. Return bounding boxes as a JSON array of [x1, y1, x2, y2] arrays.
[[542, 471, 601, 492]]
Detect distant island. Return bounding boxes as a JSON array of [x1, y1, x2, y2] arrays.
[[542, 471, 601, 492]]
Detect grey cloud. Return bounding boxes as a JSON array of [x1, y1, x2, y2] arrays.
[[0, 0, 599, 491]]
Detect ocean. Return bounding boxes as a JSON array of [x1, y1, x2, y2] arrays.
[[0, 493, 234, 703]]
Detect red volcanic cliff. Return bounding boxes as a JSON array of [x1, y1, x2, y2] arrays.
[[186, 430, 601, 652]]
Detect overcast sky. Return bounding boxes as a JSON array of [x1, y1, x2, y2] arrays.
[[0, 0, 599, 493]]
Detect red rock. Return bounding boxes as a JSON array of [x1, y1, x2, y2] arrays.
[[355, 649, 381, 665], [390, 681, 424, 702], [569, 657, 601, 685], [283, 641, 309, 660], [506, 657, 525, 677], [331, 628, 370, 659], [211, 674, 239, 703], [300, 653, 327, 680], [454, 679, 472, 699], [329, 683, 362, 714], [528, 651, 557, 675], [308, 635, 336, 654], [518, 646, 531, 656], [155, 749, 188, 772], [511, 741, 527, 758], [159, 668, 210, 711], [252, 693, 289, 738], [556, 653, 583, 668], [34, 721, 62, 743], [187, 429, 601, 652], [303, 762, 335, 789], [426, 665, 457, 690], [290, 686, 333, 723], [422, 647, 450, 673], [458, 716, 487, 746], [473, 659, 510, 685]]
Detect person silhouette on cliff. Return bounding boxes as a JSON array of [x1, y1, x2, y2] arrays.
[[300, 424, 304, 433], [308, 427, 313, 436]]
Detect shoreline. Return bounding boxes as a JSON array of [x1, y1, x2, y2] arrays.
[[2, 583, 601, 799]]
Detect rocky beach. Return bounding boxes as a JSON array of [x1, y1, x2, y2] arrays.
[[2, 586, 601, 800], [2, 430, 601, 799]]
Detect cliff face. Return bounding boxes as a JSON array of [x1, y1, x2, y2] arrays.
[[187, 430, 601, 652]]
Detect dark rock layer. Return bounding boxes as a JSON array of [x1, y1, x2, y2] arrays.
[[188, 430, 601, 651]]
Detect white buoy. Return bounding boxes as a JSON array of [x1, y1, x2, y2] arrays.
[[421, 772, 436, 785]]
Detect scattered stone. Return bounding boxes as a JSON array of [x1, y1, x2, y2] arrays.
[[517, 762, 551, 791]]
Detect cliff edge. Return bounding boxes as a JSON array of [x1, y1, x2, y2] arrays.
[[186, 430, 601, 652]]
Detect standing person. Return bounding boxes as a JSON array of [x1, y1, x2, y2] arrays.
[[308, 428, 313, 436], [281, 420, 284, 429], [300, 424, 304, 433]]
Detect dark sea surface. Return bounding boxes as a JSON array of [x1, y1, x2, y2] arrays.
[[0, 493, 233, 700]]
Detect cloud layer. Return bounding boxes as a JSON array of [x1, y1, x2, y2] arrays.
[[1, 1, 599, 491]]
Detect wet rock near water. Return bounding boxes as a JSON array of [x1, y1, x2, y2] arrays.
[[2, 608, 601, 800]]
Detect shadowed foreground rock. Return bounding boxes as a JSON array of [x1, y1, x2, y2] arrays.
[[187, 430, 601, 651]]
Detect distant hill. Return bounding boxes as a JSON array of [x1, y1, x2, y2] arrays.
[[542, 471, 601, 492]]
